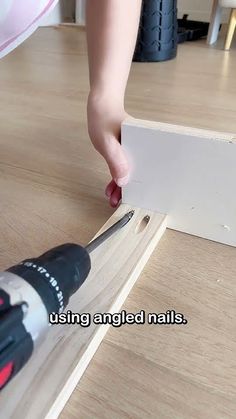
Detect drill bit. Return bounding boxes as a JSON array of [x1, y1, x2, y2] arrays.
[[86, 210, 135, 254]]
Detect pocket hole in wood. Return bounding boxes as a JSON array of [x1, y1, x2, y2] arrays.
[[135, 215, 150, 234]]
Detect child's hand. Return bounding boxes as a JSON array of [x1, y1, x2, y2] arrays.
[[86, 0, 141, 206], [87, 93, 130, 207]]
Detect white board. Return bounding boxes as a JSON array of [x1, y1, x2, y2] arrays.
[[122, 119, 236, 247]]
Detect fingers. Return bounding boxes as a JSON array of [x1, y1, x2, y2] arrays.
[[87, 99, 130, 205], [101, 136, 130, 187], [110, 185, 121, 208], [105, 179, 116, 197], [105, 180, 121, 207]]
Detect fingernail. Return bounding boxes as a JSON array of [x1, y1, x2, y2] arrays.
[[115, 175, 130, 187]]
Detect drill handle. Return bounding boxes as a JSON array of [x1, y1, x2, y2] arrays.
[[0, 300, 33, 390]]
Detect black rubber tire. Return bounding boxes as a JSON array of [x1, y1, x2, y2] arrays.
[[134, 0, 178, 62]]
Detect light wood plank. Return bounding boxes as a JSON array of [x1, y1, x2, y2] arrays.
[[122, 118, 236, 247], [0, 205, 166, 419], [225, 9, 236, 50]]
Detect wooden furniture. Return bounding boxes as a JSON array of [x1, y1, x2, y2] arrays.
[[225, 7, 236, 48], [0, 27, 236, 419], [207, 0, 236, 49]]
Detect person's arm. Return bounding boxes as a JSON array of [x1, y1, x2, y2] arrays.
[[86, 0, 142, 207]]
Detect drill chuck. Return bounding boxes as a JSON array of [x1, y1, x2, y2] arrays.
[[8, 243, 91, 314]]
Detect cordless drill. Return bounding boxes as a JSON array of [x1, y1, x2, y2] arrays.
[[0, 211, 134, 390]]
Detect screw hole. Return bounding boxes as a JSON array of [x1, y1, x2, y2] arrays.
[[135, 215, 150, 234]]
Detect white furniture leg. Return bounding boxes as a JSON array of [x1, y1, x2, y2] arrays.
[[207, 0, 222, 44], [40, 1, 64, 27], [75, 0, 86, 25]]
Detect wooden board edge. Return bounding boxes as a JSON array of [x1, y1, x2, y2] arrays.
[[122, 117, 236, 143]]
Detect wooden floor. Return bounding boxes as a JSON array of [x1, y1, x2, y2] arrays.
[[0, 27, 236, 419]]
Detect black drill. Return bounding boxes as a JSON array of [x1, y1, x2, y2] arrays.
[[0, 211, 134, 390]]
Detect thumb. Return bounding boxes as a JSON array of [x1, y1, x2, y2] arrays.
[[102, 136, 130, 187]]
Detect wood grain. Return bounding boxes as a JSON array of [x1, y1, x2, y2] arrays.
[[122, 118, 236, 246], [0, 205, 166, 419], [0, 27, 236, 419]]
